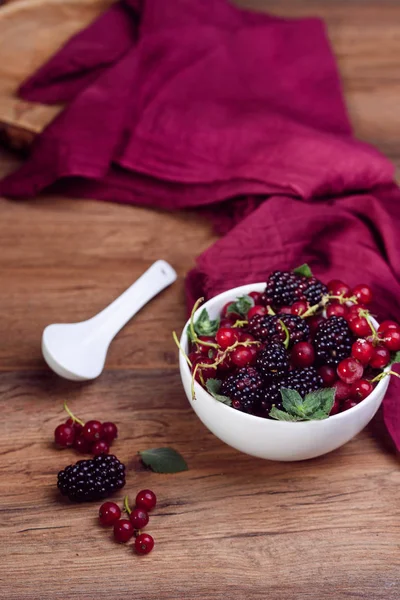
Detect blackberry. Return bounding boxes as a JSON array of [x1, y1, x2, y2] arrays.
[[247, 314, 309, 347], [258, 381, 283, 417], [281, 366, 323, 398], [221, 366, 264, 414], [314, 316, 353, 367], [256, 342, 290, 380], [263, 270, 327, 308], [57, 454, 126, 502]]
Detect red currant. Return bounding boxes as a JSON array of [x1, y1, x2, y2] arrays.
[[101, 422, 118, 443], [327, 280, 351, 297], [92, 440, 110, 455], [215, 327, 239, 349], [191, 357, 217, 383], [329, 398, 341, 415], [378, 320, 399, 334], [369, 345, 390, 369], [248, 291, 262, 305], [383, 328, 400, 351], [318, 365, 337, 387], [135, 489, 157, 512], [196, 336, 216, 355], [247, 305, 267, 319], [232, 399, 241, 409], [291, 301, 308, 316], [278, 306, 292, 315], [349, 317, 371, 338], [216, 353, 232, 372], [135, 533, 154, 555], [221, 301, 240, 320], [219, 318, 233, 328], [231, 346, 254, 367], [239, 332, 255, 343], [113, 519, 134, 543], [308, 315, 324, 336], [54, 423, 75, 447], [352, 284, 372, 305], [341, 399, 358, 412], [351, 339, 374, 366], [72, 434, 92, 454], [291, 342, 315, 368], [99, 502, 121, 526], [346, 305, 365, 320], [332, 380, 352, 401], [350, 379, 373, 401], [130, 508, 149, 530], [83, 420, 103, 443], [337, 358, 363, 384], [326, 303, 347, 318]]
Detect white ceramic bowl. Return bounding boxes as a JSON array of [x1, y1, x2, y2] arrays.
[[179, 283, 390, 461]]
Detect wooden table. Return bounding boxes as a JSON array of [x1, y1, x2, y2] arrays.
[[1, 2, 399, 599]]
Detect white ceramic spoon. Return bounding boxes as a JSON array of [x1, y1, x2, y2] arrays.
[[42, 260, 177, 381]]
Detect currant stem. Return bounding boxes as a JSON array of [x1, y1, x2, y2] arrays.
[[123, 495, 132, 515], [278, 319, 290, 350], [267, 306, 276, 316], [172, 331, 192, 368], [189, 297, 204, 344], [370, 369, 400, 383], [63, 401, 84, 426], [232, 320, 248, 328]]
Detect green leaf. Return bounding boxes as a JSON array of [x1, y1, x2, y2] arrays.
[[293, 263, 313, 278], [227, 295, 254, 317], [269, 406, 302, 421], [389, 351, 400, 366], [307, 408, 330, 420], [138, 448, 188, 474], [280, 388, 305, 416], [304, 388, 335, 416], [193, 308, 220, 337], [206, 379, 232, 406]]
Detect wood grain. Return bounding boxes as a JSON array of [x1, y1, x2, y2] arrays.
[[0, 2, 400, 599]]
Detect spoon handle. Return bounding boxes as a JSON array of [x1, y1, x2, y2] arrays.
[[89, 260, 177, 342]]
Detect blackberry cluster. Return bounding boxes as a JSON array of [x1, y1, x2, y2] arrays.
[[57, 454, 126, 502], [221, 366, 264, 414], [314, 316, 353, 367], [263, 270, 327, 308], [258, 381, 283, 417], [256, 343, 290, 380], [247, 313, 309, 346], [281, 367, 323, 398]]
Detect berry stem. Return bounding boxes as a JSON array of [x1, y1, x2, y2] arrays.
[[189, 298, 218, 349], [278, 319, 290, 350], [172, 331, 192, 368], [359, 309, 379, 342], [63, 401, 84, 426], [370, 369, 400, 383], [123, 495, 132, 515], [267, 306, 276, 316], [232, 319, 248, 328]]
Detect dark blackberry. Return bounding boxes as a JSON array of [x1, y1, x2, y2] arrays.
[[258, 381, 283, 417], [281, 366, 323, 398], [247, 313, 309, 347], [264, 270, 327, 308], [256, 342, 290, 380], [221, 366, 264, 414], [57, 454, 126, 502], [314, 316, 353, 367]]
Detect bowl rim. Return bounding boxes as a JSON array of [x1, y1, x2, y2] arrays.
[[179, 282, 390, 426]]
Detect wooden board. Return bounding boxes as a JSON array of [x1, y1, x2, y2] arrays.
[[0, 2, 400, 599]]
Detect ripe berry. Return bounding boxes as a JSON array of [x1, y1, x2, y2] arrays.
[[349, 317, 371, 338], [99, 502, 121, 526], [346, 305, 365, 321], [352, 284, 372, 305], [350, 379, 373, 401], [83, 420, 103, 442], [239, 332, 255, 343], [113, 519, 134, 543], [196, 336, 216, 355], [65, 418, 83, 436], [291, 301, 308, 316], [92, 440, 110, 456], [101, 422, 118, 443], [308, 315, 324, 336], [72, 434, 92, 454], [351, 339, 374, 366], [216, 327, 239, 349], [318, 365, 337, 386], [219, 318, 233, 328], [337, 358, 363, 384], [231, 346, 254, 367], [247, 305, 267, 319], [191, 357, 217, 383], [383, 328, 400, 351], [329, 398, 341, 415], [291, 342, 315, 368], [326, 303, 347, 318], [378, 320, 399, 334], [278, 306, 292, 315], [135, 533, 154, 555], [341, 399, 358, 412], [369, 345, 390, 369], [54, 424, 75, 447], [135, 489, 157, 512], [332, 380, 352, 401], [327, 280, 351, 297], [130, 508, 149, 530], [249, 291, 263, 305], [221, 302, 239, 320], [216, 353, 232, 372]]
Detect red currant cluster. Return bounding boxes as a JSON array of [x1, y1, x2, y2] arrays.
[[54, 403, 118, 456], [99, 489, 156, 555]]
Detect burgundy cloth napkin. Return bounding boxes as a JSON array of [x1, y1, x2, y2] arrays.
[[1, 0, 399, 449]]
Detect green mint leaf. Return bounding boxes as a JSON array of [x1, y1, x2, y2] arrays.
[[302, 388, 335, 418], [280, 388, 306, 417], [226, 302, 240, 315], [227, 295, 254, 317], [389, 351, 400, 366], [293, 263, 313, 278], [206, 379, 232, 406], [269, 406, 302, 421], [307, 408, 330, 420], [138, 447, 188, 473], [194, 308, 220, 337]]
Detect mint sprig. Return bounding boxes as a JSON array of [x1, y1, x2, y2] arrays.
[[138, 448, 188, 473], [187, 307, 220, 341], [270, 387, 335, 422], [206, 378, 232, 406], [293, 263, 313, 278], [226, 294, 254, 317]]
